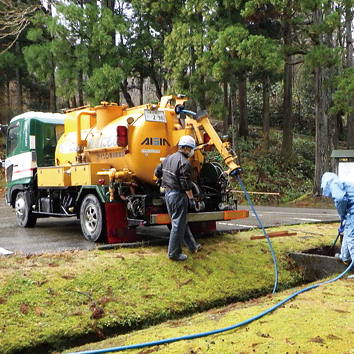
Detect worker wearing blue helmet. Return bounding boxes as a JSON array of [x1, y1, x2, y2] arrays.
[[154, 135, 202, 261], [321, 172, 354, 264]]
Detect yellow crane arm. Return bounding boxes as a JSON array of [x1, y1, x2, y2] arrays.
[[193, 110, 241, 176]]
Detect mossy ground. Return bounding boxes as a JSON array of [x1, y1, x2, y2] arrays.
[[67, 277, 354, 354], [0, 222, 347, 354]]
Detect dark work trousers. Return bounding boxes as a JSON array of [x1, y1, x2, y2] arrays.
[[165, 189, 199, 259]]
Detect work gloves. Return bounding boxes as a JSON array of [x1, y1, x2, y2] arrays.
[[338, 223, 345, 234], [189, 198, 196, 210], [338, 217, 346, 234]]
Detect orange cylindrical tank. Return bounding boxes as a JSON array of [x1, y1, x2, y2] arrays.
[[86, 107, 178, 184], [55, 102, 203, 185], [95, 104, 123, 131]]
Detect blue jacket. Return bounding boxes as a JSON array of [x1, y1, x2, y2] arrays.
[[321, 172, 354, 218]]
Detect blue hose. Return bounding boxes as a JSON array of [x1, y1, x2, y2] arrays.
[[66, 260, 354, 354], [63, 177, 345, 354], [64, 177, 314, 354], [236, 175, 278, 294], [177, 110, 278, 293], [180, 109, 196, 116], [328, 231, 341, 255]]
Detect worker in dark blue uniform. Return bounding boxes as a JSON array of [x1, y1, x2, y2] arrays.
[[154, 135, 201, 261], [321, 172, 354, 264]]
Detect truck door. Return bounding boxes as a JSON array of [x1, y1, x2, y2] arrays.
[[5, 121, 20, 183], [5, 118, 36, 188]]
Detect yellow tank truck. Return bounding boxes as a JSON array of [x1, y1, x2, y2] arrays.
[[4, 95, 248, 243]]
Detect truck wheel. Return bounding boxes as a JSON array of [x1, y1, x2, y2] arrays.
[[15, 191, 37, 227], [80, 194, 105, 242]]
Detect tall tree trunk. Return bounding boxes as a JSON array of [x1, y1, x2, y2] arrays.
[[223, 80, 228, 135], [49, 57, 56, 112], [120, 79, 134, 107], [281, 15, 293, 160], [163, 78, 168, 94], [103, 0, 115, 11], [199, 74, 206, 110], [4, 73, 10, 114], [262, 74, 270, 149], [70, 96, 77, 108], [325, 25, 338, 171], [238, 71, 248, 138], [346, 3, 354, 149], [231, 76, 240, 162], [48, 3, 56, 112], [139, 75, 144, 105], [314, 65, 324, 195], [15, 40, 22, 111], [115, 89, 120, 106], [150, 74, 162, 100], [314, 64, 334, 194], [77, 70, 84, 107], [313, 8, 334, 195]]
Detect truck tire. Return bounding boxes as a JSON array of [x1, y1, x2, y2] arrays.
[[15, 191, 37, 227], [80, 194, 105, 242]]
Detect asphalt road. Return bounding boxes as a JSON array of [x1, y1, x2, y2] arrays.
[[0, 197, 339, 255]]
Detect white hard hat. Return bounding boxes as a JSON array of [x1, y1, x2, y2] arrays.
[[178, 135, 196, 149]]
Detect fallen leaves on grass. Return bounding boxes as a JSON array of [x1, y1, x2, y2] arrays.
[[20, 303, 29, 314], [100, 296, 117, 306], [183, 265, 203, 278], [327, 334, 341, 340], [256, 331, 272, 338], [285, 338, 296, 345], [309, 336, 325, 344], [90, 306, 105, 319], [47, 262, 59, 267], [176, 278, 193, 289], [34, 307, 43, 316], [333, 308, 349, 313], [37, 279, 48, 287], [61, 274, 76, 280]]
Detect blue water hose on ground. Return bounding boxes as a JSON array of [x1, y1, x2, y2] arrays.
[[62, 119, 348, 354], [66, 259, 354, 354], [65, 174, 353, 354], [65, 176, 321, 354]]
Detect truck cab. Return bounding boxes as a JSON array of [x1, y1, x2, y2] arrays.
[[5, 113, 64, 222]]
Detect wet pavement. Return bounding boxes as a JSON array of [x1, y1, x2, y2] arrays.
[[0, 197, 339, 255]]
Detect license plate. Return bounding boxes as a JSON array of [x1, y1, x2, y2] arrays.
[[144, 109, 166, 123]]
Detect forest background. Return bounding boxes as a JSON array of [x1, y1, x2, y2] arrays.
[[1, 0, 354, 199]]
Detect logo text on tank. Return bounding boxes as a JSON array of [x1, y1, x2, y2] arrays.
[[141, 138, 170, 146]]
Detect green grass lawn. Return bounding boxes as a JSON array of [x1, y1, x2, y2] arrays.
[[0, 223, 345, 354]]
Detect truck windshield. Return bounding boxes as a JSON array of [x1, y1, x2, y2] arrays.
[[6, 123, 19, 156]]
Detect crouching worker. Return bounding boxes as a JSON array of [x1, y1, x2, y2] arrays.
[[321, 172, 354, 265], [154, 135, 202, 261]]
